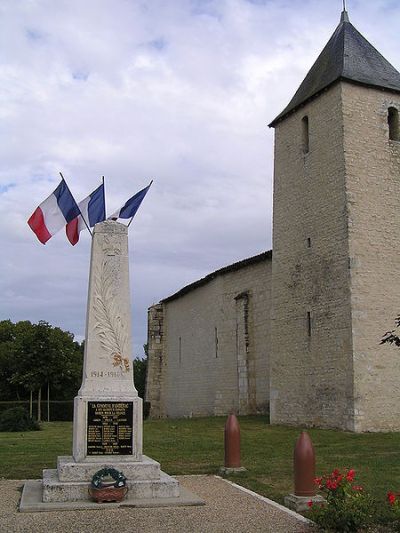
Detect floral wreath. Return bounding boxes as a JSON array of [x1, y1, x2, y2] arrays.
[[91, 467, 127, 489]]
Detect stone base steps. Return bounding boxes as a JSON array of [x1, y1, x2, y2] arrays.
[[57, 455, 161, 482], [43, 468, 180, 503], [20, 479, 205, 512]]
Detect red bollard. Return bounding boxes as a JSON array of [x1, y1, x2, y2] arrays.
[[224, 413, 241, 468], [294, 431, 316, 497]]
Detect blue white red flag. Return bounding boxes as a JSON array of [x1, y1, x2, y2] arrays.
[[66, 183, 106, 245], [108, 181, 152, 221], [27, 179, 80, 244]]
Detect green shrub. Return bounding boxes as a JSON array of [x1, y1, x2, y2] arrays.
[[0, 407, 40, 432], [307, 468, 374, 532]]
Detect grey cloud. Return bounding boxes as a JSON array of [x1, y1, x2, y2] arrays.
[[1, 0, 400, 357]]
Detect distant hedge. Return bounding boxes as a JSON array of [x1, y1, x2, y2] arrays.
[[0, 406, 41, 432], [0, 401, 73, 421]]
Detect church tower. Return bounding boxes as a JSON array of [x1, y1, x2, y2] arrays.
[[269, 10, 400, 431]]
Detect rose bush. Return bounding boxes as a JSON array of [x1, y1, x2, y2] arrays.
[[306, 468, 374, 532]]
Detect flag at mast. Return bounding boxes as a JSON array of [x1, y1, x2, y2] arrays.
[[27, 178, 80, 244], [66, 182, 106, 245], [108, 181, 152, 222]]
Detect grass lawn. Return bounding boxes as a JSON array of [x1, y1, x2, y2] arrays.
[[2, 415, 400, 505]]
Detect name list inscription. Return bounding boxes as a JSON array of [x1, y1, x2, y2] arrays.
[[87, 401, 133, 455]]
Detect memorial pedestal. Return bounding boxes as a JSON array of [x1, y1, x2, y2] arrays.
[[41, 394, 179, 505], [42, 457, 179, 503]]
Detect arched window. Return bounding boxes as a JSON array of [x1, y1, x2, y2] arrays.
[[302, 116, 309, 153], [388, 107, 400, 141]]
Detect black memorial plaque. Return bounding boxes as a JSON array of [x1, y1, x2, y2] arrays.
[[87, 401, 133, 455]]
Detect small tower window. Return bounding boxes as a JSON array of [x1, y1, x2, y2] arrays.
[[302, 116, 309, 153], [307, 311, 312, 337], [388, 107, 400, 141]]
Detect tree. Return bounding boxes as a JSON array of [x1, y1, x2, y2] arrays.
[[0, 320, 83, 419], [0, 320, 39, 402], [0, 320, 18, 400], [133, 344, 148, 399]]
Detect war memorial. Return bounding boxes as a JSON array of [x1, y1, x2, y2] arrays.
[[20, 220, 203, 510]]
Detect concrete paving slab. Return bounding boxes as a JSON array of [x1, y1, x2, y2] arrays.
[[3, 476, 313, 532]]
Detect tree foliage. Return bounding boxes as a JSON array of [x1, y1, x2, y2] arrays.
[[133, 358, 147, 399], [133, 344, 148, 399], [0, 320, 83, 402]]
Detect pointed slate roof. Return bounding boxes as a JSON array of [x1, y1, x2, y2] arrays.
[[269, 10, 400, 127]]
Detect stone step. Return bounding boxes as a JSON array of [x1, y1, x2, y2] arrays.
[[57, 455, 161, 482], [42, 469, 180, 503]]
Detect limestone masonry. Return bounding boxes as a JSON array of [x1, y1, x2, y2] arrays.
[[146, 10, 400, 432], [146, 253, 271, 418]]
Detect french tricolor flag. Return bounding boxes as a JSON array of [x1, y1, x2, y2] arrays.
[[66, 183, 106, 245], [108, 181, 152, 221], [28, 179, 80, 244]]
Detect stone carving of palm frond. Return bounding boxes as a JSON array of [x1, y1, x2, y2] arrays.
[[93, 260, 130, 372]]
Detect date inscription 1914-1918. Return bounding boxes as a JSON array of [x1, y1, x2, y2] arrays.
[[87, 401, 133, 455]]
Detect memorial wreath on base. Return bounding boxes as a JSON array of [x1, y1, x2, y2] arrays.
[[89, 467, 128, 503]]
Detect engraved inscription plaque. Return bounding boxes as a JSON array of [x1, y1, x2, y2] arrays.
[[87, 401, 133, 455]]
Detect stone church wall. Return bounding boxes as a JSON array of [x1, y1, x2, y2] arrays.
[[270, 80, 400, 432], [146, 253, 272, 418], [270, 83, 355, 430], [343, 83, 400, 431]]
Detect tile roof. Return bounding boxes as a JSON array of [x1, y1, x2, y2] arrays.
[[269, 10, 400, 127], [161, 250, 271, 303]]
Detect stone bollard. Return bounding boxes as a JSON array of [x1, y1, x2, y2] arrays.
[[219, 413, 246, 474], [284, 431, 325, 512]]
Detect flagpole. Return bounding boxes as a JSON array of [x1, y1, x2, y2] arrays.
[[59, 172, 92, 236], [127, 179, 153, 228], [102, 176, 106, 219]]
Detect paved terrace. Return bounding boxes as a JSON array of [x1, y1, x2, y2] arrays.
[[2, 475, 313, 533]]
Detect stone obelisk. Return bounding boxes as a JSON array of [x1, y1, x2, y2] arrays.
[[24, 219, 198, 509], [73, 220, 142, 462], [20, 220, 203, 510]]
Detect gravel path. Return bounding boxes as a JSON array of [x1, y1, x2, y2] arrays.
[[1, 476, 314, 533]]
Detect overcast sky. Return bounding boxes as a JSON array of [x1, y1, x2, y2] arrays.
[[1, 0, 400, 357]]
